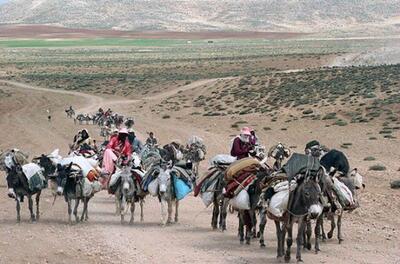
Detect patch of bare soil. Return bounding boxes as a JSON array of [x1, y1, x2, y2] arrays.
[[0, 79, 399, 264]]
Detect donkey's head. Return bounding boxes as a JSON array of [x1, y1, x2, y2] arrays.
[[157, 161, 173, 196], [293, 172, 323, 219], [35, 154, 56, 177], [118, 168, 135, 199], [349, 168, 365, 190], [52, 163, 81, 195]]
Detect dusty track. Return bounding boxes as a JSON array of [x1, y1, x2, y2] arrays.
[[0, 79, 399, 264]]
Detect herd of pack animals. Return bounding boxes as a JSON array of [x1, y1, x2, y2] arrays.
[[0, 107, 366, 263]]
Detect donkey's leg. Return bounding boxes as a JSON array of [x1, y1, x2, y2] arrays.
[[85, 198, 90, 221], [115, 195, 121, 215], [120, 194, 126, 224], [315, 215, 322, 253], [212, 200, 219, 230], [220, 198, 228, 231], [259, 208, 267, 248], [337, 212, 343, 243], [67, 199, 72, 224], [174, 200, 179, 223], [284, 221, 293, 263], [251, 210, 257, 238], [320, 216, 327, 241], [16, 198, 21, 223], [140, 199, 144, 222], [73, 199, 80, 223], [35, 191, 41, 221], [275, 220, 283, 259], [167, 200, 173, 224], [296, 218, 306, 262], [245, 210, 252, 245], [305, 218, 312, 250], [129, 202, 135, 225], [81, 198, 88, 222], [160, 198, 168, 226], [327, 215, 336, 239], [28, 195, 36, 221], [238, 211, 245, 244]]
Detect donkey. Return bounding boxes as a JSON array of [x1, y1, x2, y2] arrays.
[[74, 114, 85, 125], [210, 168, 229, 231], [157, 163, 180, 226], [113, 166, 144, 224], [310, 168, 364, 252], [5, 165, 44, 222], [183, 137, 206, 177], [237, 168, 271, 245], [112, 154, 145, 224], [65, 108, 75, 118], [234, 144, 290, 246], [51, 162, 97, 224], [0, 150, 52, 223], [269, 171, 323, 262]]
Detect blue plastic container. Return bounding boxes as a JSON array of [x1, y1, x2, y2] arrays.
[[174, 176, 192, 200]]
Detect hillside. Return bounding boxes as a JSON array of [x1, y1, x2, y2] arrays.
[[0, 0, 399, 34]]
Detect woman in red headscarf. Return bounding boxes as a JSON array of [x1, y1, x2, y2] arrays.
[[102, 128, 132, 175]]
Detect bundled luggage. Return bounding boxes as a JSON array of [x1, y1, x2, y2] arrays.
[[173, 176, 192, 200], [332, 177, 355, 208], [282, 153, 320, 181], [171, 166, 194, 200], [60, 156, 99, 182], [209, 154, 236, 167], [225, 157, 260, 181], [22, 163, 46, 192]]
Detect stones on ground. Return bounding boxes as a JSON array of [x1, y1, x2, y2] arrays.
[[390, 180, 400, 189]]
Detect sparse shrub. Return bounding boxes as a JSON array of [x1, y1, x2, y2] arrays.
[[162, 114, 171, 119], [322, 112, 337, 120], [334, 119, 348, 126], [363, 156, 376, 161], [369, 164, 386, 171]]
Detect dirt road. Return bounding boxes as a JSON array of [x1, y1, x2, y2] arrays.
[[0, 79, 399, 264]]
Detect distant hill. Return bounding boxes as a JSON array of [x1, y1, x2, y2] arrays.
[[0, 0, 399, 34]]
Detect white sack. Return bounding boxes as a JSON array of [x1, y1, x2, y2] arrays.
[[267, 190, 289, 218], [109, 169, 122, 187], [60, 156, 94, 178], [82, 178, 93, 197], [200, 178, 218, 207], [333, 178, 354, 207], [229, 189, 250, 210], [148, 179, 159, 197], [209, 154, 236, 166]]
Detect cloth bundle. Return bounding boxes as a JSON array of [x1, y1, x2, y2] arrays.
[[22, 163, 46, 192], [283, 153, 320, 181]]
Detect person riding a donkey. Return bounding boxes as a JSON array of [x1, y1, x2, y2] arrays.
[[231, 127, 254, 159], [101, 128, 132, 187], [71, 129, 96, 153]]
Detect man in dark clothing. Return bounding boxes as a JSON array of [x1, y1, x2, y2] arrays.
[[231, 127, 253, 160], [146, 132, 158, 147]]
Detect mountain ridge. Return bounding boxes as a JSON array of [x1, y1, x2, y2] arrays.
[[0, 0, 399, 34]]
